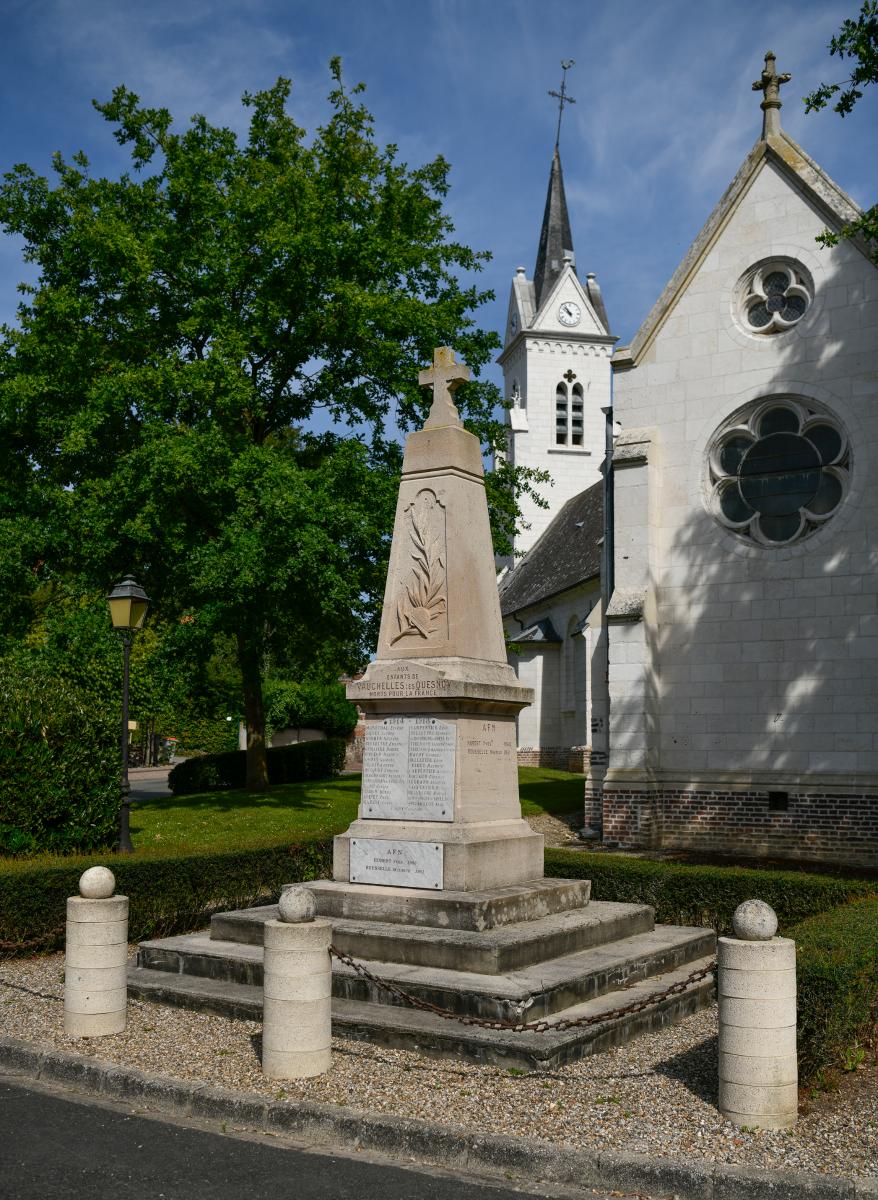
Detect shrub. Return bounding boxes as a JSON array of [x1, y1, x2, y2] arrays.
[[544, 849, 877, 933], [0, 657, 119, 856], [0, 839, 333, 957], [790, 898, 878, 1084], [161, 716, 240, 757], [264, 678, 358, 739], [168, 737, 346, 795]]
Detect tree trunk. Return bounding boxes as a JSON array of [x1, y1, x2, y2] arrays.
[[237, 631, 269, 792]]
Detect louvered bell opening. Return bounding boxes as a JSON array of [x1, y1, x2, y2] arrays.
[[571, 389, 583, 446], [556, 385, 568, 445]]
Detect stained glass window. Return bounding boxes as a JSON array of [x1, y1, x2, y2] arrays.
[[709, 401, 848, 546]]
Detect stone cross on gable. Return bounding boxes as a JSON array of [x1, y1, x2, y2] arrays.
[[752, 51, 791, 138], [420, 347, 470, 429]]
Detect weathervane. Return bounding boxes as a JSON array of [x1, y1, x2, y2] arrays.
[[548, 60, 576, 149]]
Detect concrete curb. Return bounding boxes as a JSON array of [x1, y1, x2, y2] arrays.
[[1, 1036, 874, 1199]]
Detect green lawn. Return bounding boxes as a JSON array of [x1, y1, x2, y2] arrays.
[[517, 767, 584, 817], [0, 767, 584, 872], [132, 774, 363, 856]]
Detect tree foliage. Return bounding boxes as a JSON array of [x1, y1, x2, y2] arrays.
[[804, 1, 878, 261], [0, 63, 536, 788]]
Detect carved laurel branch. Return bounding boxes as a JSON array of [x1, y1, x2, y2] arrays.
[[391, 491, 447, 644]]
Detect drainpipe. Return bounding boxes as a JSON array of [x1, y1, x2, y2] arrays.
[[601, 399, 615, 617]]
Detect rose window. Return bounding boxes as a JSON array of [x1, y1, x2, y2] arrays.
[[739, 261, 812, 334], [709, 401, 849, 545]]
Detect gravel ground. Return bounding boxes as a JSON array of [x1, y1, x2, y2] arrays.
[[1, 952, 875, 1180]]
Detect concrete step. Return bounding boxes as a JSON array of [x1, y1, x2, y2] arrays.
[[209, 899, 654, 972], [127, 954, 716, 1071], [303, 878, 594, 931], [329, 901, 654, 973], [330, 926, 715, 1019], [210, 878, 594, 943], [134, 922, 714, 1020]]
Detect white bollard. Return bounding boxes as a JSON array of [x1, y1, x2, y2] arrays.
[[64, 867, 128, 1038], [718, 899, 797, 1129], [261, 885, 332, 1079]]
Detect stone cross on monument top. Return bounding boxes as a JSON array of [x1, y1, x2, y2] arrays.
[[752, 51, 791, 139], [419, 346, 470, 429]]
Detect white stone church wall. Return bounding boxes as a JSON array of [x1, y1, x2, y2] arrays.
[[505, 580, 601, 771], [606, 158, 878, 864]]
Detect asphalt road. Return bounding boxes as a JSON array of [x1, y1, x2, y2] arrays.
[[0, 1080, 627, 1200], [127, 768, 172, 804]]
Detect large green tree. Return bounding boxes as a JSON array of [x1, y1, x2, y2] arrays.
[[805, 0, 878, 260], [0, 63, 535, 789]]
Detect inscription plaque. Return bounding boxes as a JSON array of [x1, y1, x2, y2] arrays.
[[349, 839, 443, 889], [361, 717, 455, 821]]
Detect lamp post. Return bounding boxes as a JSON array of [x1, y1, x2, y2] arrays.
[[107, 576, 150, 854]]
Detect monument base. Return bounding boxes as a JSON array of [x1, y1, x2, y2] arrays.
[[332, 818, 544, 892], [129, 877, 716, 1070]]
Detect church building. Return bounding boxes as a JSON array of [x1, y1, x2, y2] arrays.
[[498, 54, 878, 868]]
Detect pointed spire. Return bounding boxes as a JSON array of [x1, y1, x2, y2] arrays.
[[533, 147, 575, 310]]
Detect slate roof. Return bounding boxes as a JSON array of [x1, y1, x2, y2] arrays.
[[499, 480, 604, 616], [533, 148, 575, 310]]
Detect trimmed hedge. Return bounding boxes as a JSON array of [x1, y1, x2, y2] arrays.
[[168, 738, 346, 795], [0, 658, 120, 856], [545, 848, 877, 933], [0, 839, 333, 957], [792, 898, 878, 1084]]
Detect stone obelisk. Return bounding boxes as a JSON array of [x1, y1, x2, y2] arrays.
[[337, 348, 542, 892]]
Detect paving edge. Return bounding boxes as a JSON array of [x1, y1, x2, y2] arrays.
[[1, 1036, 874, 1199]]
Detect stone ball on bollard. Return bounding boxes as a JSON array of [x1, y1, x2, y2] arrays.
[[732, 898, 778, 941], [278, 886, 317, 924], [78, 866, 116, 899]]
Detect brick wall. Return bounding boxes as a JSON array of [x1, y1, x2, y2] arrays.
[[598, 786, 878, 868], [517, 746, 589, 773]]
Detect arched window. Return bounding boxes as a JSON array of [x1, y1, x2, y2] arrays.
[[571, 383, 584, 447], [555, 382, 568, 445]]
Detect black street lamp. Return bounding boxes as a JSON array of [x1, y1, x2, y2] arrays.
[[107, 575, 150, 854]]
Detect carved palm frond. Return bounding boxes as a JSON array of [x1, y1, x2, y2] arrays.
[[390, 490, 448, 645]]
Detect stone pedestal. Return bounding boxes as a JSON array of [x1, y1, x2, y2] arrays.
[[339, 350, 540, 895], [262, 914, 332, 1079], [718, 929, 797, 1129], [64, 869, 128, 1038]]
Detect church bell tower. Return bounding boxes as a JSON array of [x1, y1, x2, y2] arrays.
[[497, 63, 615, 558]]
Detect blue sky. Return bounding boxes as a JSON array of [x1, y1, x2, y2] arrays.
[[1, 0, 876, 395]]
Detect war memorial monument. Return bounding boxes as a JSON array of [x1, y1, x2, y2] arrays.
[[130, 350, 714, 1067]]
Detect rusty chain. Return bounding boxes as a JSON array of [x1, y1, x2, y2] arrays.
[[0, 932, 715, 1036], [330, 944, 715, 1034]]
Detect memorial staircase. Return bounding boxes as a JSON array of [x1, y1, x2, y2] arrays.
[[128, 878, 715, 1070]]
